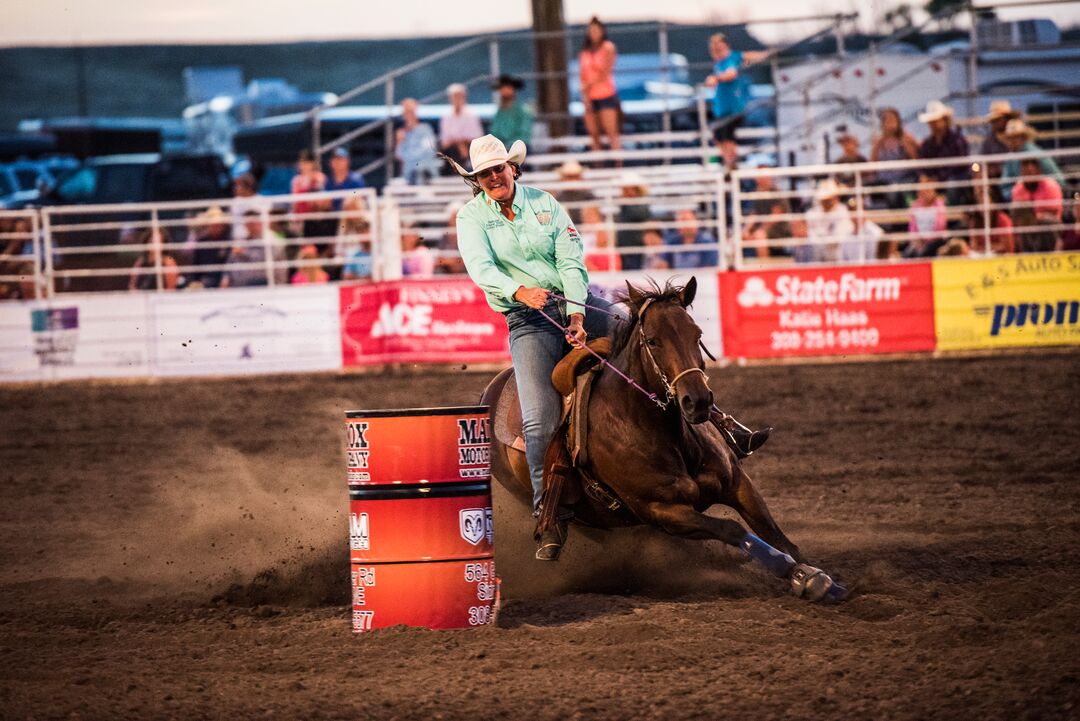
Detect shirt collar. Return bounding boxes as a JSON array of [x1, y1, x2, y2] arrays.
[[484, 183, 524, 214]]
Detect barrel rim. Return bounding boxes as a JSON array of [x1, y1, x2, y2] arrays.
[[345, 405, 490, 419], [349, 481, 491, 500]]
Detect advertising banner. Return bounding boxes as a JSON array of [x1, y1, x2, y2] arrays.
[[0, 294, 151, 382], [933, 253, 1080, 350], [151, 285, 341, 376], [719, 263, 936, 359], [589, 270, 722, 358], [340, 280, 509, 366]]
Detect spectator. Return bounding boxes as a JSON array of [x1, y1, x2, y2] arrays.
[[231, 172, 260, 240], [800, 179, 851, 263], [396, 98, 439, 184], [435, 201, 467, 275], [555, 160, 593, 224], [967, 183, 1015, 255], [980, 100, 1020, 179], [291, 244, 329, 285], [641, 226, 671, 270], [705, 33, 767, 172], [342, 234, 374, 282], [192, 206, 232, 288], [841, 197, 885, 263], [325, 147, 366, 210], [579, 17, 622, 160], [614, 173, 651, 270], [745, 168, 791, 259], [401, 226, 435, 278], [439, 83, 484, 169], [917, 100, 970, 192], [834, 132, 868, 187], [937, 238, 971, 257], [128, 227, 179, 291], [335, 196, 370, 260], [1062, 193, 1080, 251], [290, 149, 335, 253], [223, 212, 272, 288], [906, 173, 948, 257], [870, 108, 919, 209], [582, 206, 620, 272], [489, 74, 533, 148], [665, 208, 719, 269], [1001, 119, 1066, 201], [1011, 158, 1064, 252]]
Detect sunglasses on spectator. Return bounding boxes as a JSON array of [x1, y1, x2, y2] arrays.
[[476, 164, 508, 180]]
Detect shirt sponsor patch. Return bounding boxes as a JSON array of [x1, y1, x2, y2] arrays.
[[484, 220, 502, 229], [535, 211, 552, 225]]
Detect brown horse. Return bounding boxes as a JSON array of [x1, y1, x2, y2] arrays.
[[481, 277, 847, 602]]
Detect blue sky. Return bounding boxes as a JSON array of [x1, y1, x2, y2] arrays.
[[2, 0, 1077, 46]]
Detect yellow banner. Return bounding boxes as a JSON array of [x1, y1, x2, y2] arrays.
[[933, 253, 1080, 350]]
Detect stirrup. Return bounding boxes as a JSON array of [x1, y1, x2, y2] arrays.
[[713, 408, 771, 458], [534, 520, 568, 562]]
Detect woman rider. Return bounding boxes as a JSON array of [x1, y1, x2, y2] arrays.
[[444, 135, 769, 561]]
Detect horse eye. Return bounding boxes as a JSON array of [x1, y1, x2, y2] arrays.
[[646, 337, 659, 348]]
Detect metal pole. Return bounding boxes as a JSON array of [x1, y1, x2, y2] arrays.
[[966, 2, 979, 121], [384, 78, 396, 183], [42, 210, 55, 298], [261, 202, 275, 286], [833, 15, 846, 58], [731, 173, 744, 270], [716, 173, 728, 269], [867, 42, 878, 136], [771, 55, 782, 168], [30, 212, 42, 300], [489, 37, 501, 88], [312, 111, 322, 161], [854, 169, 866, 263], [659, 22, 672, 164], [696, 92, 711, 165], [980, 163, 992, 254], [151, 209, 163, 291]]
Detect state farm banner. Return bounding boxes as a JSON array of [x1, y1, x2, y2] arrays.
[[719, 263, 936, 359], [340, 280, 510, 366], [932, 252, 1080, 350]]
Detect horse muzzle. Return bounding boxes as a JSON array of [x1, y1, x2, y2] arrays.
[[679, 388, 713, 424]]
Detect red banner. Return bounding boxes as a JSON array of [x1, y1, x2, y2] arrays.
[[340, 280, 509, 366], [718, 263, 936, 358]]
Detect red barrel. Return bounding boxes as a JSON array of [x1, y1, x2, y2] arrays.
[[345, 406, 497, 632]]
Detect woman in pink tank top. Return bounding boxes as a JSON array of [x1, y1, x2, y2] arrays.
[[579, 17, 622, 161]]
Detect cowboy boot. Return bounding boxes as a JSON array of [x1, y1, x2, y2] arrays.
[[534, 519, 569, 561], [712, 409, 771, 459]]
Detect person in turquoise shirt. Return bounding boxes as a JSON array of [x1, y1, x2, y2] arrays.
[[489, 74, 533, 148], [445, 134, 619, 561]]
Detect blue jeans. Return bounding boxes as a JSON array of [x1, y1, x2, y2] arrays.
[[505, 293, 621, 511]]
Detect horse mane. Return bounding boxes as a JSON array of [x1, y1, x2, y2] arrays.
[[608, 278, 688, 357]]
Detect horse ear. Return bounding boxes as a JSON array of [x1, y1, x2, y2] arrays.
[[625, 281, 644, 308], [679, 276, 698, 307]]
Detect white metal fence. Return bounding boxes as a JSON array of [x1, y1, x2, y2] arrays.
[[1, 145, 1077, 301]]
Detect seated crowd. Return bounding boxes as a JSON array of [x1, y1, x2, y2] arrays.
[[744, 98, 1077, 262]]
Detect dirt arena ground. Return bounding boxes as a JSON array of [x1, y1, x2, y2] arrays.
[[1, 351, 1078, 720]]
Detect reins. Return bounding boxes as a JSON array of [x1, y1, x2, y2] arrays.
[[535, 291, 710, 411]]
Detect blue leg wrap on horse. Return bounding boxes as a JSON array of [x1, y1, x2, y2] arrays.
[[740, 533, 797, 578]]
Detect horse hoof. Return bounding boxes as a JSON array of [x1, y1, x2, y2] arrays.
[[790, 564, 847, 603]]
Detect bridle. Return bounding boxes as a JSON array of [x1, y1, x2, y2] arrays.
[[538, 292, 711, 411], [634, 297, 709, 410]]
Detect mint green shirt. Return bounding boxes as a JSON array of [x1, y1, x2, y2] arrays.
[[456, 183, 589, 313]]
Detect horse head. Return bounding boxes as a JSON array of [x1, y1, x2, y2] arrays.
[[624, 277, 714, 424]]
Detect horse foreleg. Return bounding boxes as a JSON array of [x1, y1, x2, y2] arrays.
[[725, 467, 806, 564], [645, 501, 796, 579]]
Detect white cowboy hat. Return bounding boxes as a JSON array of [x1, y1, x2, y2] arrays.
[[918, 100, 954, 124], [814, 178, 845, 203], [985, 99, 1020, 122], [445, 134, 527, 178], [619, 171, 649, 192], [1005, 118, 1037, 140], [558, 160, 584, 178]]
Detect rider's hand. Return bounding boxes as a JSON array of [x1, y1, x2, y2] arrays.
[[513, 286, 549, 310], [565, 314, 587, 348]]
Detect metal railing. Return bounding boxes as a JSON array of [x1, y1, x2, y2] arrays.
[[729, 146, 1080, 268]]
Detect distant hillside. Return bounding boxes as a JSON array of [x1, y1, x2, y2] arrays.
[[0, 23, 765, 132]]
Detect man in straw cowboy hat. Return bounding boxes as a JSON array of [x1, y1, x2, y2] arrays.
[[798, 178, 852, 264], [980, 100, 1021, 158], [917, 100, 970, 184], [1000, 118, 1066, 201], [444, 135, 769, 560]]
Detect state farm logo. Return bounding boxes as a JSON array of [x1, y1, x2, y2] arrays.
[[370, 302, 497, 338], [737, 277, 774, 307], [736, 272, 903, 308]]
